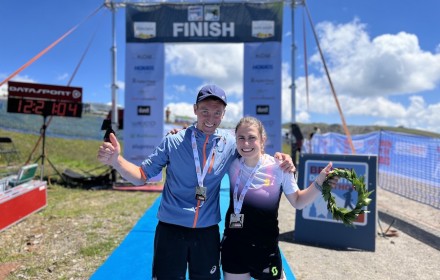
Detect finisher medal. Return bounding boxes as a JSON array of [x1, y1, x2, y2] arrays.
[[229, 213, 244, 228], [195, 186, 207, 201]]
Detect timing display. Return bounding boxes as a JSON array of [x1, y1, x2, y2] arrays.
[[7, 98, 82, 117], [7, 81, 83, 118]]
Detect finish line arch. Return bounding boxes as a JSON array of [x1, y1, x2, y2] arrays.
[[124, 1, 284, 164]]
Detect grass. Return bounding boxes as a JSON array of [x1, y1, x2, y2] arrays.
[[0, 128, 159, 279]]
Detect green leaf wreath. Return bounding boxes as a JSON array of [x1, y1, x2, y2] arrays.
[[322, 168, 374, 227]]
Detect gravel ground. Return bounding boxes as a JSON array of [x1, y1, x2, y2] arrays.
[[278, 187, 440, 280]]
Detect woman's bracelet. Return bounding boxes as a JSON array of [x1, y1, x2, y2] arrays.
[[313, 181, 323, 192]]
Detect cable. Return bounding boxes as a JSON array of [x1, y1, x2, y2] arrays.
[[303, 0, 356, 154], [0, 4, 105, 88], [302, 10, 310, 110]]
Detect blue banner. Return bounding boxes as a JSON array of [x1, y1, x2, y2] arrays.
[[308, 131, 439, 186], [124, 43, 165, 183], [243, 42, 282, 155]]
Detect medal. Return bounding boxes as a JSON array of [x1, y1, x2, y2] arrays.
[[191, 130, 217, 203], [229, 213, 244, 228], [195, 186, 207, 201], [230, 157, 263, 229]]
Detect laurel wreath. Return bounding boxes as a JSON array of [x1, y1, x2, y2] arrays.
[[322, 168, 374, 227]]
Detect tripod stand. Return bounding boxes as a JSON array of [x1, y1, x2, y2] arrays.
[[35, 115, 64, 181]]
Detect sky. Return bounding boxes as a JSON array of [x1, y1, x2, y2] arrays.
[[1, 0, 439, 134]]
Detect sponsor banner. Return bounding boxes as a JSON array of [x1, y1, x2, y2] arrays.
[[295, 154, 377, 252], [8, 81, 82, 102], [126, 2, 283, 43], [124, 42, 164, 183], [243, 42, 282, 155], [308, 131, 440, 186]]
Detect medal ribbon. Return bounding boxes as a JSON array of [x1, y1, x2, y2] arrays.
[[191, 130, 216, 195], [233, 156, 262, 215]]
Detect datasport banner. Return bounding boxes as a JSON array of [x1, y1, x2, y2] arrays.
[[125, 2, 283, 43]]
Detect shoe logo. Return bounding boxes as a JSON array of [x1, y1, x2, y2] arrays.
[[210, 266, 217, 274], [271, 266, 278, 276]]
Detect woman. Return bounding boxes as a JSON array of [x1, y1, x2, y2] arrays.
[[221, 116, 337, 280]]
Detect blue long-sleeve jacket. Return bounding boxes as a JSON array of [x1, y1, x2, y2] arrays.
[[141, 124, 237, 228]]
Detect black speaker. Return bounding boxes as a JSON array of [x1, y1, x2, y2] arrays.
[[290, 123, 303, 141]]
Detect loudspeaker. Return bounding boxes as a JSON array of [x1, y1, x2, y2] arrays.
[[290, 123, 303, 141]]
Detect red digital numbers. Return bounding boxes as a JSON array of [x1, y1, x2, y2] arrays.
[[7, 98, 82, 118]]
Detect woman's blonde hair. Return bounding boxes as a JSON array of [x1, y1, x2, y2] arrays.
[[235, 116, 267, 154]]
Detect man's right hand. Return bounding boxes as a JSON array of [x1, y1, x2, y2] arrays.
[[97, 133, 120, 166]]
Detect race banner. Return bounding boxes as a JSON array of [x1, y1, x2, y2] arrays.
[[124, 42, 165, 180], [243, 42, 282, 155], [124, 2, 284, 175], [126, 2, 283, 43]]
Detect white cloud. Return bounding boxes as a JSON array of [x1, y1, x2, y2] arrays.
[[159, 19, 440, 134], [309, 20, 440, 97], [57, 73, 69, 81], [165, 43, 243, 99], [295, 19, 440, 133]]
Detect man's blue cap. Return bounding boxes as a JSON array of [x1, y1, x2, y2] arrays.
[[196, 85, 227, 106]]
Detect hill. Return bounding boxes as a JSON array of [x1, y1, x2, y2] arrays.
[[1, 98, 439, 142]]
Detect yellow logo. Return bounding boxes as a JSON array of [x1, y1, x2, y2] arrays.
[[271, 266, 278, 276]]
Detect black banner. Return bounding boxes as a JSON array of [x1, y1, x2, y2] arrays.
[[126, 2, 283, 43]]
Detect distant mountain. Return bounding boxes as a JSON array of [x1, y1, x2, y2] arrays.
[[1, 99, 438, 140], [284, 122, 440, 140]]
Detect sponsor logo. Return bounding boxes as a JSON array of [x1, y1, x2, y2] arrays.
[[129, 133, 157, 138], [72, 90, 82, 99], [129, 155, 146, 162], [210, 266, 217, 274], [9, 86, 82, 99], [265, 143, 274, 150], [252, 64, 273, 70], [136, 54, 153, 60], [188, 5, 220, 22], [256, 105, 270, 115], [130, 97, 158, 101], [134, 65, 155, 71], [131, 78, 156, 86], [255, 53, 271, 59], [250, 78, 275, 85], [134, 22, 156, 39], [250, 95, 275, 100], [252, 20, 275, 39], [132, 144, 156, 150], [395, 142, 427, 157], [131, 121, 157, 128], [261, 120, 274, 127], [137, 105, 151, 116]]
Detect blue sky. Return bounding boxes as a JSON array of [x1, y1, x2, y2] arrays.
[[1, 0, 439, 134]]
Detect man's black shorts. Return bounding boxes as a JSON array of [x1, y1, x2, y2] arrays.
[[221, 234, 283, 279], [153, 221, 221, 279]]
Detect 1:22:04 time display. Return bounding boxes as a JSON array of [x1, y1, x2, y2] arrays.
[[7, 98, 82, 118]]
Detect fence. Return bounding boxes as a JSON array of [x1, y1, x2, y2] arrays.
[[302, 130, 440, 209]]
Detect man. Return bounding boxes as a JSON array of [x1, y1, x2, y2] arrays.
[[97, 85, 294, 279]]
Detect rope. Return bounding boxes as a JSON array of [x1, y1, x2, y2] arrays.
[[302, 10, 310, 110], [0, 4, 104, 88], [303, 1, 356, 154]]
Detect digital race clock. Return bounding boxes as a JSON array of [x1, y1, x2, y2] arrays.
[[7, 81, 83, 118]]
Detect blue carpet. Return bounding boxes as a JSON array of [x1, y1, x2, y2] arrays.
[[91, 177, 296, 279]]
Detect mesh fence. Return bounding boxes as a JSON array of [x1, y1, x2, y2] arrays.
[[303, 130, 440, 209]]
